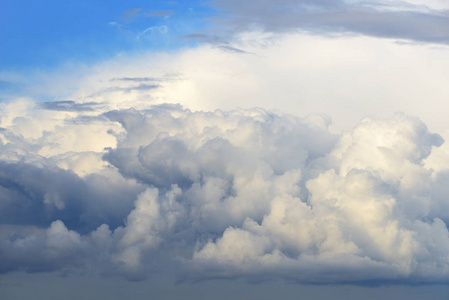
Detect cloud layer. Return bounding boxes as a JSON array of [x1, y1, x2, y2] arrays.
[[1, 94, 449, 284], [209, 0, 449, 44]]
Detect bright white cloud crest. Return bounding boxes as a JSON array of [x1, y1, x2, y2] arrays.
[[1, 32, 449, 285]]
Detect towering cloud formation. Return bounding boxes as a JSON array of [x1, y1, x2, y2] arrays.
[[1, 97, 448, 283]]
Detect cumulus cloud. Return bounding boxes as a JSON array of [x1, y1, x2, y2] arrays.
[[190, 113, 449, 283], [4, 1, 449, 294], [2, 28, 449, 285], [1, 93, 449, 284]]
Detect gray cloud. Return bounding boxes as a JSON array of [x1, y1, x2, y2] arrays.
[[216, 45, 252, 54], [146, 10, 174, 18], [0, 160, 143, 233], [89, 83, 160, 97], [121, 83, 160, 92], [208, 0, 449, 44], [123, 8, 142, 23], [110, 77, 160, 82], [181, 34, 223, 42], [41, 100, 100, 112], [122, 8, 174, 23]]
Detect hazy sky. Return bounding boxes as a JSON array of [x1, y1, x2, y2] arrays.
[[2, 1, 449, 299]]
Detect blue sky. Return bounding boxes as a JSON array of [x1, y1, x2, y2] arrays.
[[2, 1, 449, 300], [0, 0, 214, 70], [3, 0, 449, 71]]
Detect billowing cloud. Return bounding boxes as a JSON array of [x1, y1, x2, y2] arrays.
[[190, 113, 449, 283], [1, 92, 449, 284], [4, 2, 449, 299]]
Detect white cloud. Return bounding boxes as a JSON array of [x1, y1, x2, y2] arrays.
[[2, 100, 447, 283], [1, 31, 449, 284], [190, 113, 447, 282], [10, 32, 449, 134]]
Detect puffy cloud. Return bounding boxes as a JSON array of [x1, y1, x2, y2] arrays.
[[3, 0, 449, 291], [0, 91, 449, 284], [189, 112, 448, 283], [0, 220, 86, 273]]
